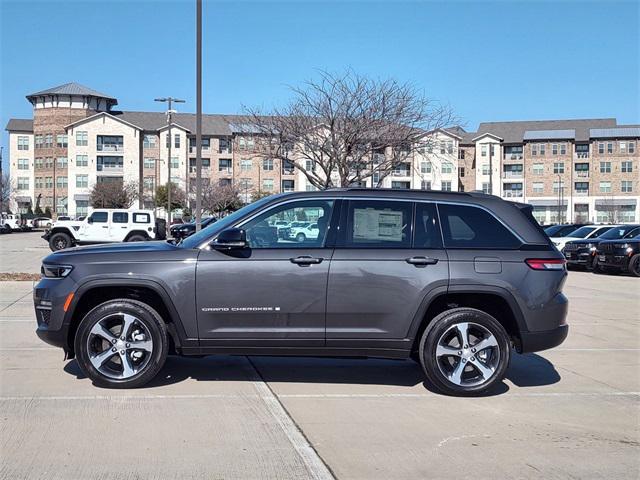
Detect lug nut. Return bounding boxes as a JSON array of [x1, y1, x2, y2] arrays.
[[472, 348, 476, 353], [471, 357, 475, 361], [464, 344, 468, 349], [111, 347, 116, 352], [112, 339, 117, 344], [120, 336, 125, 340], [120, 350, 125, 355], [126, 343, 130, 348], [462, 358, 466, 363], [458, 351, 462, 355]]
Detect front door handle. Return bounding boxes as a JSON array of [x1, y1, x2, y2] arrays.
[[406, 256, 438, 266], [102, 226, 108, 229], [290, 256, 323, 266]]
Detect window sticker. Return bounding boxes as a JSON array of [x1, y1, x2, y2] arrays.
[[353, 208, 403, 242]]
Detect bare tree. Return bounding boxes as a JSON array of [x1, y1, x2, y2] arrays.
[[202, 183, 242, 217], [90, 180, 139, 209], [242, 70, 455, 189], [0, 173, 14, 212]]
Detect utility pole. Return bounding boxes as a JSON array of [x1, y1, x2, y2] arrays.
[[155, 96, 185, 237], [195, 0, 203, 232], [0, 147, 4, 212]]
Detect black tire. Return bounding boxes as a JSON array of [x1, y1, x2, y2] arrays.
[[49, 232, 73, 251], [629, 254, 640, 277], [419, 308, 511, 396], [296, 232, 306, 243], [74, 299, 168, 388], [127, 234, 147, 242]]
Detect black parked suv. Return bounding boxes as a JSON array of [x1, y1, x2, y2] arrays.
[[596, 232, 640, 277], [33, 189, 568, 395], [170, 216, 217, 240], [564, 225, 640, 270]]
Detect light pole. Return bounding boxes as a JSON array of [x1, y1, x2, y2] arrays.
[[195, 0, 203, 231], [154, 96, 185, 236]]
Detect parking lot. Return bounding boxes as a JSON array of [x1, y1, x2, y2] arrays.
[[1, 232, 639, 479]]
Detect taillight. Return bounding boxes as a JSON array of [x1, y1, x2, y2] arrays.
[[525, 258, 566, 271]]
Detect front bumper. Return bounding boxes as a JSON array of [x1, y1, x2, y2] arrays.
[[33, 279, 76, 354], [597, 253, 631, 270], [519, 325, 569, 353], [564, 250, 593, 266]]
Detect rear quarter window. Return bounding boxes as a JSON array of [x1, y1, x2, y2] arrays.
[[438, 203, 521, 249]]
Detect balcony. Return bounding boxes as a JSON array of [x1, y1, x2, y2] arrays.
[[502, 171, 523, 179], [503, 190, 523, 198], [504, 154, 524, 161], [575, 171, 590, 178], [97, 164, 123, 174], [189, 146, 210, 153], [575, 152, 589, 159], [97, 144, 124, 153], [574, 190, 589, 196]]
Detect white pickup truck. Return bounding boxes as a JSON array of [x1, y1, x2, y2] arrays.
[[43, 209, 159, 251]]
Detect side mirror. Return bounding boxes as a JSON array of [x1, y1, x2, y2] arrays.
[[87, 217, 93, 224], [211, 228, 247, 250]]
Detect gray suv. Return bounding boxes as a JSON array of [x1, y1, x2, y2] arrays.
[[33, 189, 568, 395]]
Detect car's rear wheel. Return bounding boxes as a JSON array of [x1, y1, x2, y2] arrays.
[[629, 254, 640, 277], [296, 232, 306, 242], [419, 308, 510, 396], [74, 299, 168, 388], [127, 234, 146, 242], [49, 232, 72, 251]]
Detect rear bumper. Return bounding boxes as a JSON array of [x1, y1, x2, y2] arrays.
[[519, 324, 569, 353]]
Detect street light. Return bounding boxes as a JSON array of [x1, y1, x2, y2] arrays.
[[154, 96, 185, 237]]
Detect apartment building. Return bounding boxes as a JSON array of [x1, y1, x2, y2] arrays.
[[6, 82, 639, 223]]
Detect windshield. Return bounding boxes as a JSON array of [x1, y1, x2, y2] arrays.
[[598, 226, 639, 240], [567, 226, 596, 238], [180, 195, 280, 249]]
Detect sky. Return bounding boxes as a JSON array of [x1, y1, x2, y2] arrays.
[[1, 0, 639, 171]]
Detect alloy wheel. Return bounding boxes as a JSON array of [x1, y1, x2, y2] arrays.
[[86, 313, 154, 379], [435, 322, 500, 387]]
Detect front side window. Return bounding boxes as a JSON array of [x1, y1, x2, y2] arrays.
[[242, 200, 334, 248], [342, 200, 413, 248], [90, 211, 108, 223], [438, 203, 521, 249]]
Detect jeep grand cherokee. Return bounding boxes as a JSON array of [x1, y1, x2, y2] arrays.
[[33, 189, 568, 395]]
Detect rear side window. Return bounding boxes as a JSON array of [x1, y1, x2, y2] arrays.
[[133, 213, 150, 224], [112, 212, 128, 224], [343, 200, 413, 248], [438, 204, 521, 249], [414, 203, 442, 249], [90, 212, 108, 223]]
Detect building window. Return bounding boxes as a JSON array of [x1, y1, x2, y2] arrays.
[[35, 177, 43, 189], [188, 158, 210, 172], [607, 142, 613, 154], [391, 181, 410, 189], [97, 135, 123, 152], [600, 161, 611, 173], [17, 177, 29, 190], [598, 143, 605, 154], [305, 160, 316, 172], [97, 156, 123, 171], [441, 180, 452, 191], [17, 136, 29, 150], [56, 134, 68, 148], [240, 159, 252, 171], [143, 135, 157, 148], [170, 157, 179, 169], [306, 184, 318, 191], [219, 138, 232, 153], [35, 158, 43, 169], [553, 181, 564, 193], [481, 164, 490, 175], [35, 135, 43, 149], [45, 157, 54, 168], [532, 163, 544, 175], [620, 141, 626, 152], [282, 179, 295, 192], [45, 134, 53, 148], [76, 131, 88, 146], [174, 134, 180, 148], [45, 177, 53, 188], [420, 161, 431, 174], [263, 158, 273, 171], [552, 144, 558, 155], [621, 181, 633, 193], [76, 174, 88, 188], [76, 155, 88, 167], [539, 144, 546, 155], [17, 158, 29, 170], [629, 142, 636, 154], [532, 182, 544, 193], [599, 181, 611, 193], [143, 158, 155, 169], [621, 161, 633, 173], [574, 182, 589, 193], [481, 145, 487, 157], [458, 167, 465, 178], [531, 144, 537, 156], [560, 144, 566, 155], [263, 179, 274, 191], [441, 161, 453, 174], [76, 200, 89, 216], [219, 158, 232, 173], [282, 160, 295, 175], [421, 180, 431, 190], [143, 177, 155, 191], [458, 149, 465, 160], [481, 182, 491, 194], [57, 157, 68, 168], [56, 176, 68, 188], [553, 162, 564, 174], [56, 196, 68, 214]]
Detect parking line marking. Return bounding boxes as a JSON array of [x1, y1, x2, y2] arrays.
[[554, 348, 640, 352], [245, 357, 336, 480]]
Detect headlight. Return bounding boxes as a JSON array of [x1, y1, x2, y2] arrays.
[[41, 264, 73, 278], [626, 246, 634, 254]]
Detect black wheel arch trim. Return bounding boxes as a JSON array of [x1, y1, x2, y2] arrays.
[[64, 277, 195, 350]]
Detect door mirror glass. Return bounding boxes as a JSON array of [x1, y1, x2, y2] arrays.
[[211, 228, 247, 250]]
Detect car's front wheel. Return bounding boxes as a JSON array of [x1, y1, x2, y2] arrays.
[[74, 299, 168, 388], [49, 232, 73, 251], [296, 232, 306, 242], [419, 308, 511, 396], [629, 254, 640, 277]]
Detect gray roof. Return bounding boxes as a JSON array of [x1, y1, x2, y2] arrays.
[[113, 111, 235, 135], [523, 129, 575, 140], [477, 118, 617, 143], [27, 82, 117, 101], [5, 119, 33, 132], [590, 127, 640, 139]]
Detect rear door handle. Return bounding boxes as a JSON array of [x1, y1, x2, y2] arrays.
[[102, 226, 108, 228], [406, 256, 438, 266], [290, 256, 323, 266]]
